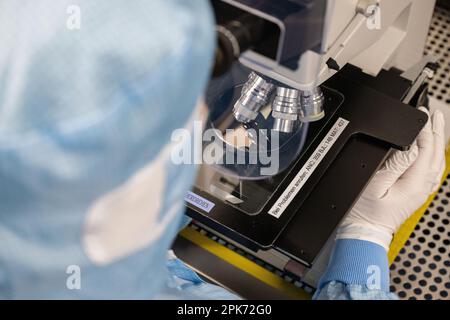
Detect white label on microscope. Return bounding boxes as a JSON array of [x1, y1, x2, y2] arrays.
[[268, 117, 349, 218], [185, 191, 215, 213]]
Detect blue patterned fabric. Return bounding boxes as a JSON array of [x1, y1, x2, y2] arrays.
[[314, 281, 398, 300], [314, 239, 398, 300], [0, 0, 216, 299]]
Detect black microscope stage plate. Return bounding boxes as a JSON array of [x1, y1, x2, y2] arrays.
[[186, 65, 427, 265]]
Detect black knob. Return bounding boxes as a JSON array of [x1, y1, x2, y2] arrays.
[[213, 14, 264, 77]]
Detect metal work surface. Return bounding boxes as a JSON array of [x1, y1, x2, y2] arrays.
[[389, 4, 450, 300], [173, 227, 313, 300], [173, 234, 295, 299]]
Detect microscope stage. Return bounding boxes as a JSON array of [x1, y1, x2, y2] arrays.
[[186, 65, 427, 266]]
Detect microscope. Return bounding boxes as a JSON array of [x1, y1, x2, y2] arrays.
[[184, 0, 438, 288]]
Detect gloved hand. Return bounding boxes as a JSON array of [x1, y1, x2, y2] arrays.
[[336, 107, 446, 251]]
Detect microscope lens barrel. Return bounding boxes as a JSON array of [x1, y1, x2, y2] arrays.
[[299, 87, 325, 122], [233, 73, 274, 123], [241, 72, 259, 95], [271, 87, 300, 133]]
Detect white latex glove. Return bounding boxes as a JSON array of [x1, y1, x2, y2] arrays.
[[336, 107, 446, 251]]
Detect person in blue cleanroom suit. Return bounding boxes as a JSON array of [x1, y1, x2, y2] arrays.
[[0, 0, 445, 299]]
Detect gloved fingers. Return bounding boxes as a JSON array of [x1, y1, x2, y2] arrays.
[[341, 109, 446, 251], [409, 107, 434, 173], [427, 110, 446, 193], [365, 145, 418, 199], [397, 107, 434, 191], [430, 157, 445, 193], [416, 107, 434, 150], [384, 145, 419, 174], [431, 109, 445, 174]]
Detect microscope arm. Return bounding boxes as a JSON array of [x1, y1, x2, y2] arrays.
[[318, 0, 413, 84]]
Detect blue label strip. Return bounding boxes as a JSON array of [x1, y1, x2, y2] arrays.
[[184, 191, 215, 213]]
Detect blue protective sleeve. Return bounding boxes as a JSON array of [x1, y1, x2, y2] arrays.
[[313, 239, 397, 300]]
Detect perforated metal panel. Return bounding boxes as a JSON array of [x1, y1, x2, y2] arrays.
[[390, 174, 450, 300], [425, 6, 450, 104]]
